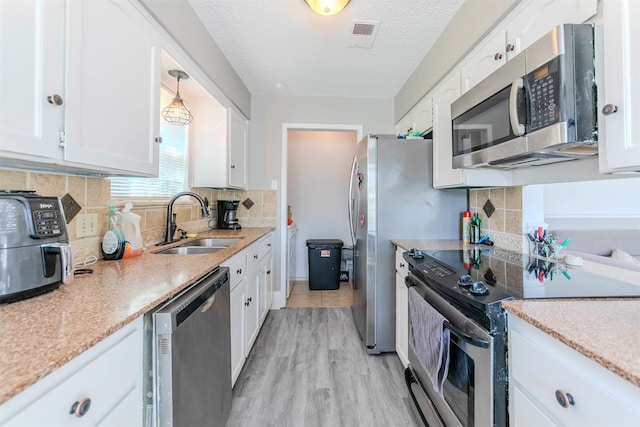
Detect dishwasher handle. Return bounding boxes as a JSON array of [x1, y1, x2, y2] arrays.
[[200, 294, 216, 313], [154, 267, 229, 332]]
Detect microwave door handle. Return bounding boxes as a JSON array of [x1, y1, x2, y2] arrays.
[[509, 77, 525, 136], [443, 320, 489, 348]]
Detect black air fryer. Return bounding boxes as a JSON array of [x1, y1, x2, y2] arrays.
[[217, 200, 241, 230]]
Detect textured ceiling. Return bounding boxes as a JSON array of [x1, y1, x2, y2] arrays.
[[187, 0, 465, 98]]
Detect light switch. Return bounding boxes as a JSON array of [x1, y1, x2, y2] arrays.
[[76, 213, 98, 237]]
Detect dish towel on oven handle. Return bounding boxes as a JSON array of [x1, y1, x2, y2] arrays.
[[408, 286, 451, 397]]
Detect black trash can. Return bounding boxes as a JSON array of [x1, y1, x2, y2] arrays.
[[306, 239, 343, 290]]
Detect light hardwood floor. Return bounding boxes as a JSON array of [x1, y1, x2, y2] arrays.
[[226, 307, 420, 427], [286, 280, 353, 308]]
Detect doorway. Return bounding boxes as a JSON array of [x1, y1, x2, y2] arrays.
[[279, 124, 362, 308]]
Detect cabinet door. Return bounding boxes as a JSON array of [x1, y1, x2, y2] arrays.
[[432, 74, 464, 188], [413, 95, 433, 134], [64, 0, 160, 176], [230, 280, 246, 386], [599, 0, 640, 173], [505, 0, 598, 61], [245, 267, 260, 355], [259, 252, 273, 322], [460, 29, 506, 94], [0, 0, 64, 160], [228, 108, 248, 189], [395, 113, 414, 137], [395, 273, 409, 368]]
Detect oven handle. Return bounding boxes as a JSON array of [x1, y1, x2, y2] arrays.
[[443, 320, 489, 349], [406, 275, 489, 349]]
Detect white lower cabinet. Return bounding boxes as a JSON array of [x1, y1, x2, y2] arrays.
[[226, 232, 274, 387], [508, 314, 640, 426], [0, 318, 143, 426], [394, 248, 409, 368]]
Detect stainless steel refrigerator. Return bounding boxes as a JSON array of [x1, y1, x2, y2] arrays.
[[348, 134, 466, 353]]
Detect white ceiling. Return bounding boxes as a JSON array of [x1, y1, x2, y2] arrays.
[[187, 0, 465, 98]]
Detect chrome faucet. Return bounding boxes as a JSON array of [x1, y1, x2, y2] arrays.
[[162, 192, 210, 245]]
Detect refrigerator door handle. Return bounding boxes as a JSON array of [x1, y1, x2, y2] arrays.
[[348, 155, 357, 246]]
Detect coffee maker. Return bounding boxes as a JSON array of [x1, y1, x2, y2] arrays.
[[217, 200, 241, 230]]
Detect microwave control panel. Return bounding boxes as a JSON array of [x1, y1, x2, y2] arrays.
[[525, 56, 561, 132]]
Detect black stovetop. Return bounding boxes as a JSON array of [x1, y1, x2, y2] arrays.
[[405, 247, 640, 311]]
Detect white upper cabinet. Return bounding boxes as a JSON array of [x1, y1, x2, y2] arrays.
[[190, 106, 248, 189], [228, 108, 248, 189], [412, 95, 434, 134], [460, 29, 507, 93], [0, 0, 65, 161], [432, 73, 465, 188], [598, 0, 640, 173], [64, 0, 160, 176]]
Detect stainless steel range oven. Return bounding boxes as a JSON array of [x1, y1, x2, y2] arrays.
[[402, 247, 640, 427], [404, 260, 508, 427]]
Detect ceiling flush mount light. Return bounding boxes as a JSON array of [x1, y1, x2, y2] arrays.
[[304, 0, 350, 16], [162, 70, 193, 126]]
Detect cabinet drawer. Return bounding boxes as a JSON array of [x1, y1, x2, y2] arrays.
[[225, 253, 247, 291], [509, 323, 640, 425], [395, 250, 408, 277], [260, 233, 274, 258], [3, 320, 142, 426]]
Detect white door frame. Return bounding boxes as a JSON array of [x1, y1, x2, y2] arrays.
[[273, 123, 364, 309]]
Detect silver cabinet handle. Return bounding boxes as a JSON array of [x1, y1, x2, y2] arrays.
[[555, 389, 575, 408], [70, 397, 91, 417], [506, 43, 515, 52], [602, 104, 618, 115], [155, 136, 163, 143], [494, 52, 503, 61], [237, 268, 242, 275], [230, 165, 236, 169], [254, 254, 259, 259], [47, 94, 63, 106], [399, 262, 405, 268]]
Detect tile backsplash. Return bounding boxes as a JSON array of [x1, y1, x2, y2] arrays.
[[469, 186, 525, 251], [0, 168, 276, 262]]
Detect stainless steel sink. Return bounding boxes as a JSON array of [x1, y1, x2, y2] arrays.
[[155, 247, 224, 255], [187, 238, 242, 247]]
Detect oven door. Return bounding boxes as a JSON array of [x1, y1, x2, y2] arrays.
[[451, 52, 527, 169], [406, 273, 494, 427]]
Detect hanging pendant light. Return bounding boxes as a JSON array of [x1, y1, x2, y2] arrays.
[[304, 0, 350, 16], [162, 70, 193, 126]]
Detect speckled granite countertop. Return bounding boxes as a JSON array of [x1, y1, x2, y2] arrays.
[[0, 227, 273, 404], [392, 239, 640, 388], [503, 300, 640, 387]]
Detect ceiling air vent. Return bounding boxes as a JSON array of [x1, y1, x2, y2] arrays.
[[347, 20, 380, 48]]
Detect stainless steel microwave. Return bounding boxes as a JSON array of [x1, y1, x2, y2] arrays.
[[452, 24, 597, 169]]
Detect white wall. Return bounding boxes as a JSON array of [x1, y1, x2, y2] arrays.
[[540, 177, 640, 230], [287, 130, 357, 278]]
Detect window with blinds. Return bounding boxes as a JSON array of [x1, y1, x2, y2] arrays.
[[111, 88, 188, 197]]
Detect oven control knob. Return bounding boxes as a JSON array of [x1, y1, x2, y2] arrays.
[[470, 281, 489, 296], [458, 274, 472, 287]]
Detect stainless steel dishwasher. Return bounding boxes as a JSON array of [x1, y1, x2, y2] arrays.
[[153, 267, 231, 427]]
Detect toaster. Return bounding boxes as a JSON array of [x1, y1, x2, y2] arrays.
[[0, 191, 73, 304]]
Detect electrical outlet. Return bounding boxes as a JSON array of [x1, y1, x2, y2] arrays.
[[76, 213, 98, 237], [271, 179, 278, 190]]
